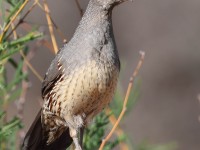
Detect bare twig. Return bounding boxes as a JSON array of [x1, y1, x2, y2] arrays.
[[11, 22, 37, 144], [17, 21, 55, 53], [74, 0, 83, 17], [99, 51, 145, 150], [36, 1, 67, 42], [38, 39, 55, 53], [0, 0, 30, 42], [5, 1, 38, 40], [20, 51, 43, 82], [105, 108, 129, 150], [18, 42, 39, 115], [49, 17, 68, 42], [43, 0, 58, 54], [17, 49, 36, 143]]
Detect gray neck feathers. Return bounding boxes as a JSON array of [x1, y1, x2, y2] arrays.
[[64, 0, 120, 69], [72, 0, 113, 42]]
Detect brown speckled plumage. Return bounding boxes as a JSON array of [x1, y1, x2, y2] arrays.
[[42, 59, 119, 144], [22, 0, 129, 150]]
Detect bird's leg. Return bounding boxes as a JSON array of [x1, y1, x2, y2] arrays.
[[64, 115, 84, 149], [79, 126, 85, 148], [69, 127, 82, 150]]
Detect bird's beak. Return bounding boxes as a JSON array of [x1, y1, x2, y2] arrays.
[[122, 0, 133, 2], [119, 0, 133, 3], [113, 0, 133, 7]]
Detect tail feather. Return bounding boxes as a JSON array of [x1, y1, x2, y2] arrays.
[[22, 110, 73, 150]]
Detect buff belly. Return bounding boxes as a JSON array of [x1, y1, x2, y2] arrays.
[[42, 60, 119, 143], [44, 60, 118, 120]]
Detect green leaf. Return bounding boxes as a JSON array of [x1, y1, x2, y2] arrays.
[[6, 73, 27, 92], [0, 111, 6, 127], [8, 88, 22, 102], [0, 111, 5, 120], [83, 112, 122, 150], [5, 0, 23, 23], [0, 0, 5, 22], [9, 32, 43, 46], [8, 58, 18, 69], [0, 42, 8, 51], [0, 117, 22, 138], [6, 60, 27, 91], [0, 46, 24, 62]]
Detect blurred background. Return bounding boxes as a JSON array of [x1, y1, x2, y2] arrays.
[[7, 0, 200, 149]]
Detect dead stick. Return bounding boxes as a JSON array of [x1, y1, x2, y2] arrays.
[[43, 0, 58, 54], [74, 0, 83, 17], [5, 1, 38, 40], [99, 51, 145, 150], [0, 0, 30, 42]]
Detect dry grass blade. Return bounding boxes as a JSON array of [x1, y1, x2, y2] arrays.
[[20, 51, 43, 82], [106, 108, 129, 150], [43, 0, 58, 54], [6, 1, 38, 40], [36, 1, 67, 42], [19, 21, 55, 53], [39, 39, 55, 53], [11, 18, 43, 83], [0, 0, 30, 42], [49, 16, 67, 42], [99, 51, 145, 150], [11, 22, 40, 143]]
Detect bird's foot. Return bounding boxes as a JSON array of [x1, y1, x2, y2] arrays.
[[73, 137, 82, 150], [69, 127, 82, 150], [74, 145, 82, 150]]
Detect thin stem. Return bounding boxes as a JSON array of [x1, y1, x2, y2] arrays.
[[74, 0, 83, 17], [105, 108, 129, 150], [5, 1, 38, 40], [99, 51, 145, 150], [20, 51, 43, 82], [0, 0, 30, 42], [36, 1, 67, 42], [43, 0, 58, 54]]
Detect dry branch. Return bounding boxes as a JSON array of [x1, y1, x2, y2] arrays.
[[20, 51, 43, 82], [99, 51, 145, 150], [75, 0, 83, 17], [6, 1, 38, 40], [0, 0, 30, 42], [11, 21, 39, 145], [36, 1, 67, 42], [105, 108, 129, 150], [43, 0, 58, 54]]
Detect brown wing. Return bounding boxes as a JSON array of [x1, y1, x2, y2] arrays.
[[22, 110, 73, 150], [41, 58, 63, 98], [41, 49, 80, 99]]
